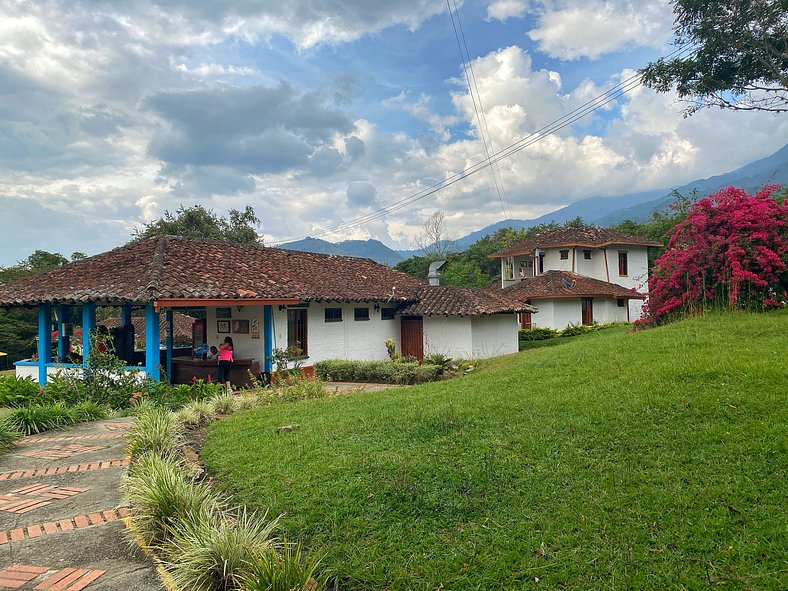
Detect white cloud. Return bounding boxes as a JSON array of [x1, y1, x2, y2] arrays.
[[174, 62, 259, 77], [486, 1, 528, 21], [525, 1, 674, 60]]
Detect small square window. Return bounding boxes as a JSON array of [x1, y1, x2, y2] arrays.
[[583, 250, 592, 260], [354, 307, 370, 321], [560, 250, 569, 260], [617, 299, 626, 308], [381, 308, 395, 320], [324, 308, 343, 322]]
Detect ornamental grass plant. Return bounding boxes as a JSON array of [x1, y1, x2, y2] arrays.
[[162, 509, 280, 591], [241, 540, 326, 591], [9, 402, 75, 435], [122, 452, 225, 549], [126, 405, 182, 461]]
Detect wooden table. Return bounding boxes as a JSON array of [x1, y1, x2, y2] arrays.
[[170, 358, 261, 388]]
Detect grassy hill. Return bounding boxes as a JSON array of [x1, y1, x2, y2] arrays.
[[202, 311, 788, 590]]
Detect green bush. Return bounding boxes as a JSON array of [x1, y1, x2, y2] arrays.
[[208, 392, 241, 416], [44, 372, 87, 405], [0, 376, 53, 407], [256, 377, 329, 406], [70, 400, 109, 422], [126, 405, 183, 461], [0, 420, 21, 453], [175, 399, 216, 428], [560, 322, 594, 337], [162, 509, 279, 591], [242, 542, 326, 591], [123, 452, 224, 548], [314, 360, 441, 385], [9, 403, 75, 435], [518, 327, 559, 341]]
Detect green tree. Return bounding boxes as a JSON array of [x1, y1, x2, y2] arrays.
[[133, 204, 263, 245], [640, 0, 788, 115], [0, 250, 81, 363]]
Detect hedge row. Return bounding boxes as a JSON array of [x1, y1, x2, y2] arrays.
[[314, 360, 441, 384]]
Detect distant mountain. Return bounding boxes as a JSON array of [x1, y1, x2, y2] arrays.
[[278, 237, 404, 266], [449, 142, 788, 245], [595, 143, 788, 225]]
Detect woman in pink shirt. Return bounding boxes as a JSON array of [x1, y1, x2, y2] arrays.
[[217, 336, 234, 391]]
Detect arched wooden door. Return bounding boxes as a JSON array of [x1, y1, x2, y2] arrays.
[[400, 316, 424, 361]]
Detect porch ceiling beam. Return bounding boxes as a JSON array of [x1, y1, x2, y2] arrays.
[[153, 298, 301, 311]]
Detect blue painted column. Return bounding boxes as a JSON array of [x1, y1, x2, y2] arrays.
[[145, 304, 161, 381], [263, 305, 273, 374], [81, 303, 96, 363], [121, 304, 133, 326], [57, 304, 70, 362], [37, 304, 52, 386], [165, 309, 173, 382]]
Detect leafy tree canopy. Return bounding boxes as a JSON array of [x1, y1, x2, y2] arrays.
[[640, 0, 788, 115], [133, 204, 263, 245]]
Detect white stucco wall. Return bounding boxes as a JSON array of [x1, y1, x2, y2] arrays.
[[206, 305, 266, 361], [471, 315, 519, 358], [423, 316, 473, 359], [270, 303, 400, 366], [529, 297, 629, 330], [16, 363, 146, 383]]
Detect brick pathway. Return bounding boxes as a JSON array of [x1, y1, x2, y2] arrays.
[[0, 419, 160, 590]]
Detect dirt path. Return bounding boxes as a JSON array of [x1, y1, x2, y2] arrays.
[[0, 418, 160, 590]]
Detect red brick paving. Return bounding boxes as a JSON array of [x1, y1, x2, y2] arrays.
[[0, 509, 130, 545], [22, 434, 126, 444], [0, 458, 131, 480], [102, 423, 130, 431], [0, 565, 105, 590], [19, 446, 106, 461]]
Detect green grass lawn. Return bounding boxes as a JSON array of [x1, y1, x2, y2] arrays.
[[202, 311, 788, 590]]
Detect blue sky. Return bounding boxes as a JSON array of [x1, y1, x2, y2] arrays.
[[1, 0, 787, 265]]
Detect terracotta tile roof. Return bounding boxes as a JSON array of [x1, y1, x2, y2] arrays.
[[499, 271, 644, 300], [99, 312, 195, 342], [399, 286, 536, 316], [489, 227, 662, 258], [0, 235, 426, 306]]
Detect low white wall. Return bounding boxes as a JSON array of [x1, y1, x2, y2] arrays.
[[423, 316, 473, 359], [471, 315, 519, 358], [529, 297, 629, 330], [16, 363, 146, 384]]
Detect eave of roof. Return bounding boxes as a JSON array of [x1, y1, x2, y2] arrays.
[[500, 271, 644, 300]]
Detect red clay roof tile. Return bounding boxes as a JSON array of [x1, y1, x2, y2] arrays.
[[489, 227, 661, 258]]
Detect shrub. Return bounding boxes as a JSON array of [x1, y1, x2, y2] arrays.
[[643, 185, 788, 325], [259, 378, 329, 405], [70, 400, 109, 423], [560, 323, 593, 337], [208, 392, 240, 416], [123, 452, 224, 548], [518, 327, 559, 341], [162, 509, 280, 591], [424, 353, 452, 374], [126, 406, 183, 461], [175, 399, 216, 428], [314, 360, 441, 385], [0, 420, 21, 453], [44, 372, 86, 405], [0, 376, 52, 407], [242, 541, 326, 591], [8, 403, 75, 435]]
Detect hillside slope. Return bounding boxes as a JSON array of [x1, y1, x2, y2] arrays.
[[203, 310, 788, 590]]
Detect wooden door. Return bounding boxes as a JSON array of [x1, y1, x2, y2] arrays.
[[581, 298, 594, 326], [400, 316, 424, 361], [518, 312, 532, 329]]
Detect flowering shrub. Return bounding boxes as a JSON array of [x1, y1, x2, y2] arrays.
[[640, 185, 787, 325]]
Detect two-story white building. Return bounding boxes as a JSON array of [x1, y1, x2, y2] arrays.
[[489, 228, 661, 329]]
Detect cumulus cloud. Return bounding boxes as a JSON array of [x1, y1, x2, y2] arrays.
[[486, 0, 528, 21], [525, 0, 674, 60], [346, 181, 378, 206]]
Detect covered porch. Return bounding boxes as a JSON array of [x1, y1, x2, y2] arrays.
[[16, 297, 297, 387]]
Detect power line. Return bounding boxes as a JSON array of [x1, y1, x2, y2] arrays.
[[268, 45, 696, 245], [446, 0, 512, 220]]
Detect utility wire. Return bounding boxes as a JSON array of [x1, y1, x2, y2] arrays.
[[268, 44, 696, 245], [447, 0, 512, 221]]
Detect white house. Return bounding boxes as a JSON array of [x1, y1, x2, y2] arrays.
[[489, 228, 661, 329], [1, 235, 534, 386]]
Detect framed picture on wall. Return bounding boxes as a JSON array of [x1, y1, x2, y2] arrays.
[[216, 307, 232, 319], [232, 319, 250, 334], [251, 317, 260, 339], [217, 320, 230, 334]]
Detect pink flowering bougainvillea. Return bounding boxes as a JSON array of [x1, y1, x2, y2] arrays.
[[640, 185, 787, 325]]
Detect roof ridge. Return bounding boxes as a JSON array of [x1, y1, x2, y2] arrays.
[[145, 235, 169, 298]]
